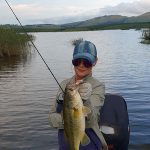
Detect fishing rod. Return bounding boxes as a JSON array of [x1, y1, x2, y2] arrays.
[[4, 0, 64, 93]]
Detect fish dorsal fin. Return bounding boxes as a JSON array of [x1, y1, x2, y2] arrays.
[[81, 132, 90, 146], [82, 106, 91, 116]]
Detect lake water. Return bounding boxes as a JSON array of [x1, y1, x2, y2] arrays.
[[0, 30, 150, 150]]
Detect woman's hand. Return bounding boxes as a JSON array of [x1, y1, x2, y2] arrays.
[[78, 82, 92, 100], [49, 113, 64, 128]]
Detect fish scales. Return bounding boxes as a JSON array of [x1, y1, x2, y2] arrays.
[[63, 83, 90, 150]]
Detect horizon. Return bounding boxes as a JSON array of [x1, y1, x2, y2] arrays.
[[1, 11, 149, 26]]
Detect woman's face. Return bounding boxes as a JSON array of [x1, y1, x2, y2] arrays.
[[73, 59, 96, 80]]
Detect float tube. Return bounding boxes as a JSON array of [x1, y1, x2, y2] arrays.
[[99, 93, 130, 150]]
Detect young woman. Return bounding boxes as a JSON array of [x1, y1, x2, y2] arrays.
[[49, 41, 105, 150]]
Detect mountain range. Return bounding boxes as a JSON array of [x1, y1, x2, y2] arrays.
[[24, 12, 150, 31], [61, 12, 150, 27]]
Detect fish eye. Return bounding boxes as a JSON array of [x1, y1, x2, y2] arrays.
[[67, 87, 74, 91], [69, 88, 74, 91]]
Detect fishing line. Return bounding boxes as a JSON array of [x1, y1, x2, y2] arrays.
[[4, 0, 64, 93]]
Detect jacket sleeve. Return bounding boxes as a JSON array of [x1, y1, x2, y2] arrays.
[[84, 76, 105, 109], [83, 79, 105, 128], [48, 90, 64, 128], [91, 82, 105, 119], [48, 79, 69, 129], [91, 82, 105, 108]]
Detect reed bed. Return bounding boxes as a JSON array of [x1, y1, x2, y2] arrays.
[[0, 27, 34, 57], [141, 28, 150, 44], [72, 38, 83, 46]]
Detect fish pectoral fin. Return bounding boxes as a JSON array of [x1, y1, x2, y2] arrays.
[[82, 106, 91, 116], [81, 133, 90, 146], [74, 103, 80, 110]]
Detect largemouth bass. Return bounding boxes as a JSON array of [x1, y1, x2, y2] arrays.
[[63, 82, 91, 150]]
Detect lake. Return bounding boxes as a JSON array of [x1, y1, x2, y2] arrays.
[[0, 30, 150, 150]]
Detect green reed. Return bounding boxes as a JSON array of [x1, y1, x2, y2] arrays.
[[0, 27, 33, 57], [72, 38, 83, 46], [142, 29, 150, 40], [141, 28, 150, 44]]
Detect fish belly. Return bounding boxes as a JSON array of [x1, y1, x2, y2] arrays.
[[64, 108, 85, 150]]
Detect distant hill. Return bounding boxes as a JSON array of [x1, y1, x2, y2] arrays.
[[2, 12, 149, 32], [125, 12, 150, 23], [61, 12, 150, 28], [61, 15, 128, 28]]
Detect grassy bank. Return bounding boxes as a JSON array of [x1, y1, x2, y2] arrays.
[[141, 28, 150, 44], [0, 27, 33, 57], [2, 22, 150, 32]]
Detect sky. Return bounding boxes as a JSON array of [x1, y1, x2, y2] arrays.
[[0, 0, 150, 25]]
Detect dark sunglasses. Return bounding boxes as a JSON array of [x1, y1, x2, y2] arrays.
[[72, 58, 92, 68]]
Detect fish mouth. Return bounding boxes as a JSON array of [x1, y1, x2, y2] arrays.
[[67, 87, 77, 94], [66, 84, 78, 96]]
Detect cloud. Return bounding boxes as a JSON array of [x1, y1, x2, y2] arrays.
[[10, 3, 100, 24], [27, 8, 100, 24], [31, 0, 150, 24], [0, 0, 150, 25], [99, 0, 150, 16]]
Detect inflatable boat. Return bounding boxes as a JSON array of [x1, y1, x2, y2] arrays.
[[57, 93, 130, 150]]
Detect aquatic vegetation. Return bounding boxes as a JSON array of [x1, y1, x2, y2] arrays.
[[72, 38, 83, 46], [141, 28, 150, 44], [0, 27, 34, 57]]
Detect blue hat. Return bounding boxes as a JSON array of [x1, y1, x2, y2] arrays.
[[73, 41, 97, 65]]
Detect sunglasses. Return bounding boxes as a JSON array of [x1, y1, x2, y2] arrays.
[[72, 58, 92, 68]]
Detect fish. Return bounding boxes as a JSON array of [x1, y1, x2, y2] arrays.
[[63, 81, 91, 150]]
